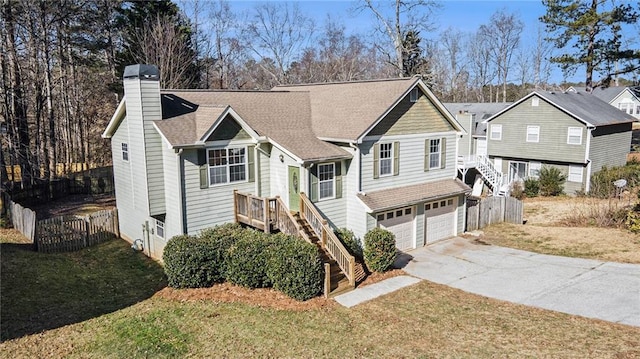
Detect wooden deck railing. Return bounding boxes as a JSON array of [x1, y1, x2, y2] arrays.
[[233, 190, 272, 233], [299, 193, 355, 287]]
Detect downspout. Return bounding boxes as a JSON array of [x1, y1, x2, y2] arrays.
[[349, 142, 361, 192], [585, 127, 594, 192]]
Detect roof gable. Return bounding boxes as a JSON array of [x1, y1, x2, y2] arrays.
[[484, 91, 636, 127]]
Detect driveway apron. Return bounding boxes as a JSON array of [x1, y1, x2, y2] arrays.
[[398, 237, 640, 327]]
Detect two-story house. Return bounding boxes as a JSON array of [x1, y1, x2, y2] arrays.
[[103, 65, 470, 261], [483, 90, 636, 195]]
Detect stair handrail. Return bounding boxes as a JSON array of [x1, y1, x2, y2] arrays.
[[299, 193, 356, 287], [273, 196, 312, 243], [476, 155, 502, 190]]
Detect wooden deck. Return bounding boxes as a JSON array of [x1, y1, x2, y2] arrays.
[[233, 190, 356, 297]]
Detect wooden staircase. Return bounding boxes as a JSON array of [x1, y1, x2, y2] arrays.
[[294, 213, 353, 296]]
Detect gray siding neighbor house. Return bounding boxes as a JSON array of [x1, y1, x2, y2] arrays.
[[103, 65, 470, 260], [483, 90, 636, 195], [569, 86, 640, 120]]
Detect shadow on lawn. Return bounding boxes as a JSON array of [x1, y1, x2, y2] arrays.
[[0, 239, 167, 342]]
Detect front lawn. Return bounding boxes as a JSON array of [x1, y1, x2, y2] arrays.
[[1, 229, 639, 358], [481, 196, 640, 264]]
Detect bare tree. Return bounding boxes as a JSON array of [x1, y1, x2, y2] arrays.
[[467, 32, 496, 102], [244, 2, 314, 85], [478, 10, 524, 102], [357, 0, 439, 77], [130, 15, 198, 89]]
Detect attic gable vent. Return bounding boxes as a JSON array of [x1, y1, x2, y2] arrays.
[[532, 97, 539, 107]]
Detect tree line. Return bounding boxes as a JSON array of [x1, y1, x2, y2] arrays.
[[1, 0, 638, 187]]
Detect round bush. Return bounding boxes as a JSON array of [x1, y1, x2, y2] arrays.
[[539, 166, 566, 196], [225, 231, 274, 288], [335, 227, 363, 261], [198, 223, 245, 282], [524, 178, 540, 198], [163, 234, 219, 288], [363, 227, 397, 273], [267, 234, 323, 301]]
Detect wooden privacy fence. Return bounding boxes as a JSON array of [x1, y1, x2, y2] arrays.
[[466, 196, 523, 231], [5, 193, 37, 241], [35, 209, 119, 253]]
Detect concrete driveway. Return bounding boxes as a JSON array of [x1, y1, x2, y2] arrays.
[[397, 237, 640, 327]]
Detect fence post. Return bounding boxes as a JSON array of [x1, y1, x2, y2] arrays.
[[233, 190, 238, 223], [321, 220, 328, 247], [84, 215, 89, 248], [263, 197, 270, 234], [324, 263, 330, 298]]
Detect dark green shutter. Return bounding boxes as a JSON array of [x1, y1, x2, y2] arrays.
[[424, 139, 430, 172], [310, 165, 318, 202], [199, 149, 208, 188], [247, 145, 255, 182], [440, 137, 447, 169], [393, 141, 400, 176], [335, 161, 342, 199], [373, 143, 380, 179]]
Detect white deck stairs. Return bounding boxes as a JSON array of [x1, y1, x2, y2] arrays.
[[459, 155, 509, 197]]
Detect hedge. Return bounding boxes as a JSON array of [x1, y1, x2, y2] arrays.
[[225, 231, 275, 288], [363, 227, 397, 273], [163, 235, 219, 288]]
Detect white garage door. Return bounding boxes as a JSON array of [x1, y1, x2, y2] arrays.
[[425, 198, 456, 245], [377, 207, 415, 251]]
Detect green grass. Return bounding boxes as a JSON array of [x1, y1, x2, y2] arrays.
[[0, 236, 166, 341], [2, 231, 639, 358]]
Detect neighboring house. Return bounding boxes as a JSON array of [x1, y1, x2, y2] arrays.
[[569, 86, 640, 119], [444, 102, 511, 186], [482, 90, 636, 195], [103, 64, 469, 260]]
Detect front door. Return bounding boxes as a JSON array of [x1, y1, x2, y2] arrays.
[[288, 166, 300, 212]]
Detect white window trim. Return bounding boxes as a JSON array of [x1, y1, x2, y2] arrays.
[[121, 143, 129, 162], [528, 161, 541, 178], [155, 219, 165, 239], [429, 138, 441, 170], [208, 147, 248, 186], [317, 162, 335, 201], [490, 124, 502, 140], [567, 127, 583, 145], [568, 165, 583, 183], [378, 142, 394, 177], [410, 88, 419, 102], [526, 126, 540, 143]]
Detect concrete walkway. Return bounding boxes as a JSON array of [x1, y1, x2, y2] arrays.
[[335, 237, 640, 327]]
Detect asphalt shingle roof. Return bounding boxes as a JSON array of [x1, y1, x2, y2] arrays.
[[275, 78, 419, 141], [155, 91, 351, 162], [534, 90, 636, 126], [357, 179, 471, 213], [570, 86, 625, 103]]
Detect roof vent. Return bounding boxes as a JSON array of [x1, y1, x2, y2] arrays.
[[123, 64, 159, 81]]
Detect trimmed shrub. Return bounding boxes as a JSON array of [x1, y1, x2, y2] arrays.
[[198, 223, 245, 282], [225, 231, 275, 288], [524, 178, 540, 198], [267, 234, 323, 301], [538, 166, 566, 196], [335, 227, 363, 261], [363, 227, 397, 273], [163, 235, 219, 288]]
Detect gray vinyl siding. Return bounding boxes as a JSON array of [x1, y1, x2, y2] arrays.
[[269, 146, 299, 207], [182, 148, 255, 234], [488, 95, 587, 164], [456, 114, 474, 156], [161, 143, 182, 240], [145, 125, 165, 215], [368, 89, 455, 136], [360, 133, 458, 192], [258, 144, 271, 197], [344, 147, 367, 240], [589, 123, 633, 175], [314, 160, 347, 230]]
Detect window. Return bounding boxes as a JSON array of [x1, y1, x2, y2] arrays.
[[208, 147, 246, 185], [379, 143, 393, 176], [490, 124, 502, 140], [447, 199, 453, 206], [529, 162, 541, 178], [410, 88, 419, 102], [532, 97, 539, 107], [156, 219, 165, 239], [568, 165, 583, 183], [318, 163, 335, 200], [567, 127, 582, 145], [619, 101, 634, 115], [121, 143, 129, 161], [526, 126, 540, 143], [429, 139, 441, 169]]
